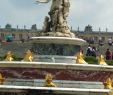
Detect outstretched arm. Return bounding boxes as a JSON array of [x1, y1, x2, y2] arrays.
[[36, 0, 51, 3]]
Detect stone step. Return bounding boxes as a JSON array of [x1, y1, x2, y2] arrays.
[[0, 85, 110, 95], [4, 79, 104, 89]]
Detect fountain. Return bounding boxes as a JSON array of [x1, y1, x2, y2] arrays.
[[0, 0, 113, 95]]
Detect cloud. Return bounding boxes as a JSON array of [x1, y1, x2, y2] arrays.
[[0, 0, 113, 31], [70, 0, 113, 31], [0, 0, 50, 28]]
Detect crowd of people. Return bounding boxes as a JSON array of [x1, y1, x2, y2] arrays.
[[86, 45, 113, 61], [86, 45, 97, 57], [83, 37, 113, 46]]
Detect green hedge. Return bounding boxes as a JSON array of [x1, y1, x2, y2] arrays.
[[106, 60, 113, 65], [85, 56, 113, 65], [85, 56, 98, 64], [0, 55, 113, 66]]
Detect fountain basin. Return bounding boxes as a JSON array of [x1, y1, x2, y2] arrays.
[[0, 62, 113, 82], [30, 37, 86, 56]]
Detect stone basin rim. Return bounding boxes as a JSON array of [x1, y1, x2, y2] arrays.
[[30, 36, 86, 45]]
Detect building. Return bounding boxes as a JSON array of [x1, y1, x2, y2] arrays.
[[0, 25, 113, 44]]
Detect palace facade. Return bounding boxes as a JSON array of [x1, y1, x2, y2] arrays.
[[0, 25, 113, 44]]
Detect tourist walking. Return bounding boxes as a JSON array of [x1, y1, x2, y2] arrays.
[[105, 49, 112, 60]]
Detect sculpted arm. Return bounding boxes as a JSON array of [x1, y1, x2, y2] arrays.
[[36, 0, 51, 3]]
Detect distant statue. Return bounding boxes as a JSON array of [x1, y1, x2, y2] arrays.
[[98, 55, 107, 65], [22, 50, 33, 62], [104, 78, 113, 89], [0, 73, 5, 85], [84, 25, 93, 32], [31, 24, 37, 30], [44, 73, 56, 87], [5, 51, 13, 61], [76, 50, 87, 64]]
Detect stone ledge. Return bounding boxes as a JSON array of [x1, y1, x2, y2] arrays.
[[4, 79, 104, 89], [0, 62, 113, 72], [0, 85, 110, 95]]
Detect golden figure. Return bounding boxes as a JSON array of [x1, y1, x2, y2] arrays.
[[5, 51, 13, 61], [0, 73, 5, 85], [23, 50, 33, 62], [104, 78, 113, 89], [76, 51, 87, 64], [98, 55, 107, 65], [44, 73, 56, 87]]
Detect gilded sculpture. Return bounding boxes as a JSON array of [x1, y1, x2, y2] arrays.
[[22, 50, 33, 62], [76, 51, 87, 64], [44, 73, 56, 87], [0, 73, 5, 85], [104, 78, 113, 89], [98, 55, 107, 65], [5, 51, 13, 61]]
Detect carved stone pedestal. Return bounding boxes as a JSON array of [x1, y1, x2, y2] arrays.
[[39, 31, 75, 38]]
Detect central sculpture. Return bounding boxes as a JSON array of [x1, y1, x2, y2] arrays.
[[37, 0, 75, 37]]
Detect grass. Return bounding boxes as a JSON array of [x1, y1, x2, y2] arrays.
[[0, 55, 113, 66]]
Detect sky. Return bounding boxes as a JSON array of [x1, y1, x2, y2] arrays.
[[0, 0, 113, 31]]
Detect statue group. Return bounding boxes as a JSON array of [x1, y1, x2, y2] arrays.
[[37, 0, 75, 37]]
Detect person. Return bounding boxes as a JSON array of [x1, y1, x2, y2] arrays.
[[108, 38, 112, 46], [98, 37, 103, 46], [86, 45, 92, 56], [105, 49, 112, 60], [112, 52, 113, 60], [91, 46, 96, 57]]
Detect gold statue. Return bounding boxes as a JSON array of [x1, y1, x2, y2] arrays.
[[5, 51, 13, 61], [0, 73, 5, 85], [104, 78, 113, 89], [76, 51, 87, 64], [44, 73, 56, 87], [22, 50, 33, 62], [98, 55, 107, 65]]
